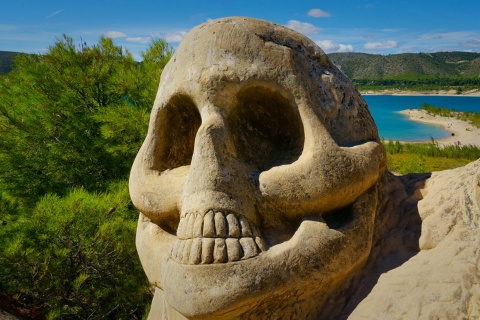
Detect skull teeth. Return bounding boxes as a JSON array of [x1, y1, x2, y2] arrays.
[[172, 211, 267, 264], [177, 210, 261, 240]]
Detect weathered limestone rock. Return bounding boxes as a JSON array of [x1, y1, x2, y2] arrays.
[[129, 17, 385, 319], [129, 16, 480, 319], [313, 159, 480, 319], [346, 160, 480, 319]]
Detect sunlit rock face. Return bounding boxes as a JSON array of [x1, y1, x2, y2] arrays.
[[129, 17, 386, 319]]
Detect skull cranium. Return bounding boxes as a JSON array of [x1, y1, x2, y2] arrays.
[[130, 17, 386, 319]]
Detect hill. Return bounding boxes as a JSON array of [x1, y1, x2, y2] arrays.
[[0, 51, 23, 74], [5, 50, 480, 79], [328, 51, 480, 79]]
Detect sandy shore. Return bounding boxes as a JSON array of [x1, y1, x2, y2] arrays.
[[398, 109, 480, 147], [361, 89, 480, 96]]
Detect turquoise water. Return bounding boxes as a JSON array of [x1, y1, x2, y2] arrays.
[[363, 95, 480, 141]]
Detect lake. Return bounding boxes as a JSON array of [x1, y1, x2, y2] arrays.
[[363, 95, 480, 141]]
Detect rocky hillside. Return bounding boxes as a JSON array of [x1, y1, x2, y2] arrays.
[[328, 51, 480, 79]]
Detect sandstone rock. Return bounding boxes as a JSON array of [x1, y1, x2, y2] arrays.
[[129, 16, 480, 319], [347, 160, 480, 319], [130, 16, 385, 319]]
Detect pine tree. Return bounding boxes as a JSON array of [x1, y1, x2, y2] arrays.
[[0, 35, 172, 204]]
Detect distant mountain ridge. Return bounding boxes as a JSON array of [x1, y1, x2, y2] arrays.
[[0, 51, 23, 74], [327, 51, 480, 79], [3, 50, 480, 80]]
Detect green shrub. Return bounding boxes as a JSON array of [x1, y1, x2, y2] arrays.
[[383, 139, 480, 174], [0, 181, 151, 319], [0, 36, 172, 204], [0, 35, 172, 318], [420, 103, 480, 128]]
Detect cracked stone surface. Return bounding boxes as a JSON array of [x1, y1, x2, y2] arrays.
[[129, 16, 480, 320], [129, 16, 387, 319]]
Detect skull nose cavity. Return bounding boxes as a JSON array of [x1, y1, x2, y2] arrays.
[[171, 210, 267, 264]]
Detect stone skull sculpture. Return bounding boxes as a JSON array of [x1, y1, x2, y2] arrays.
[[130, 17, 386, 319]]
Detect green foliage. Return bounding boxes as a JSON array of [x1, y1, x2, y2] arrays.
[[382, 138, 480, 174], [420, 103, 455, 117], [328, 51, 480, 79], [0, 36, 173, 317], [0, 181, 151, 319], [383, 138, 480, 159], [385, 140, 402, 155], [390, 154, 427, 173], [353, 76, 480, 91], [386, 152, 473, 174], [0, 36, 172, 204], [328, 51, 480, 91], [382, 104, 480, 174], [420, 103, 480, 128]]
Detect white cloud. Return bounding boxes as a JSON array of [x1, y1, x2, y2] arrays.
[[0, 24, 17, 31], [46, 9, 64, 19], [307, 8, 331, 18], [316, 40, 354, 53], [164, 31, 187, 43], [459, 39, 480, 48], [286, 20, 320, 35], [363, 40, 398, 50], [126, 37, 151, 44], [340, 44, 355, 52], [381, 29, 398, 33], [398, 31, 480, 53], [400, 47, 417, 53], [418, 31, 477, 41], [104, 31, 127, 39], [363, 34, 377, 39]]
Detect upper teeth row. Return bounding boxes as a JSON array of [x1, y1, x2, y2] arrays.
[[172, 210, 267, 264], [177, 210, 259, 240]]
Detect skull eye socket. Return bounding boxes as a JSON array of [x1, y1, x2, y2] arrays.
[[152, 94, 201, 171], [229, 86, 304, 171]]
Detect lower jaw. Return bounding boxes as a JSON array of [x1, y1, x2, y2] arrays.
[[160, 219, 353, 318], [137, 186, 378, 318]]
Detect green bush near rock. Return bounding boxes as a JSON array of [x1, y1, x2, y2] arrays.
[[383, 138, 480, 173], [0, 182, 150, 319], [0, 36, 172, 318]]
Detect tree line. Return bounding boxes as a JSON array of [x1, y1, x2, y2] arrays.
[[0, 35, 172, 319], [353, 76, 480, 92], [328, 51, 480, 79]]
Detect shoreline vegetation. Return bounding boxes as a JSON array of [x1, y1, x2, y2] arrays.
[[380, 103, 480, 173], [361, 88, 480, 97], [398, 108, 480, 147]]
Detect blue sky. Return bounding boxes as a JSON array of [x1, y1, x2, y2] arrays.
[[2, 0, 480, 60]]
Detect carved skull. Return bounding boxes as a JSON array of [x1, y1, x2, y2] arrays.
[[130, 17, 386, 318]]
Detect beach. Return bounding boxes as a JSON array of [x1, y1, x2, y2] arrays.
[[398, 109, 480, 147]]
